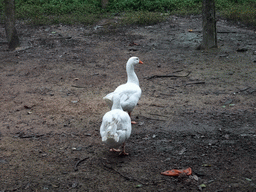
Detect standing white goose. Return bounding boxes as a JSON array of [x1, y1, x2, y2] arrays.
[[103, 56, 143, 124], [100, 93, 132, 155]]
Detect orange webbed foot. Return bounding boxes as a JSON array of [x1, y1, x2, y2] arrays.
[[110, 148, 121, 152]]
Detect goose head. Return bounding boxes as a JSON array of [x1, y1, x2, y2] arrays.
[[127, 56, 143, 68], [126, 56, 143, 85]]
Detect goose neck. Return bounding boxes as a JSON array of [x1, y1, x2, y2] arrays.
[[126, 64, 139, 85]]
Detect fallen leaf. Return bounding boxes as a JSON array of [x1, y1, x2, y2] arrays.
[[245, 178, 252, 181], [190, 175, 199, 181], [161, 167, 192, 176], [136, 184, 143, 188], [202, 164, 211, 167]]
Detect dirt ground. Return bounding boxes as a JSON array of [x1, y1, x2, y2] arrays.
[[0, 15, 256, 191]]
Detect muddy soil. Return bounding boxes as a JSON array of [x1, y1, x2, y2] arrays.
[[0, 16, 256, 191]]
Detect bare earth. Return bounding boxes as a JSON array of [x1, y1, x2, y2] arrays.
[[0, 16, 256, 191]]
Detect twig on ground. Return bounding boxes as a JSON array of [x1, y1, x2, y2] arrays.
[[71, 85, 86, 88], [148, 113, 170, 118], [146, 72, 191, 80], [188, 30, 237, 33], [249, 88, 256, 94], [217, 31, 237, 33], [185, 81, 205, 86], [238, 87, 251, 92], [233, 86, 252, 94], [15, 132, 45, 139], [74, 157, 90, 171], [102, 161, 148, 185], [101, 161, 166, 185], [140, 115, 166, 121]]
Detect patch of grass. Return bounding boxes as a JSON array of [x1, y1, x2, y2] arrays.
[[222, 5, 256, 26], [215, 0, 256, 26], [18, 13, 103, 25], [0, 0, 255, 26], [122, 11, 167, 25]]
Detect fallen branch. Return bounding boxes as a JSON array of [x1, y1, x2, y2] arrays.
[[74, 157, 90, 171], [146, 72, 191, 80]]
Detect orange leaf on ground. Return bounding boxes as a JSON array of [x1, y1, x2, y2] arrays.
[[161, 167, 192, 176]]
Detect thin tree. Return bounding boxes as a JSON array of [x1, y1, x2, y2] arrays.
[[4, 0, 20, 50], [199, 0, 217, 49]]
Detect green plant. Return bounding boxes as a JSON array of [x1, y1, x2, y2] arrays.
[[0, 0, 255, 26], [122, 11, 167, 25]]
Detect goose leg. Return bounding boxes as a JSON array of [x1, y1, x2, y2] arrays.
[[128, 112, 137, 124], [119, 142, 129, 156]]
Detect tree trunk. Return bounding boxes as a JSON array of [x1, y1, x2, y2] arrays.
[[200, 0, 217, 50], [4, 0, 20, 50]]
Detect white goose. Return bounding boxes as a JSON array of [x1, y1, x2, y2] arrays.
[[100, 93, 132, 155], [103, 56, 143, 124]]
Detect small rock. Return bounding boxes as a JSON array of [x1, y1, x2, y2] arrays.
[[224, 99, 233, 105], [0, 159, 7, 164], [138, 121, 144, 126], [224, 134, 229, 139], [190, 175, 199, 181]]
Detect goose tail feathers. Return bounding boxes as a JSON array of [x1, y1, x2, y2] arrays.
[[103, 93, 114, 109], [102, 119, 119, 143]]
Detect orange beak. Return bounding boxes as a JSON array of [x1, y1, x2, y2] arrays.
[[139, 60, 143, 64]]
